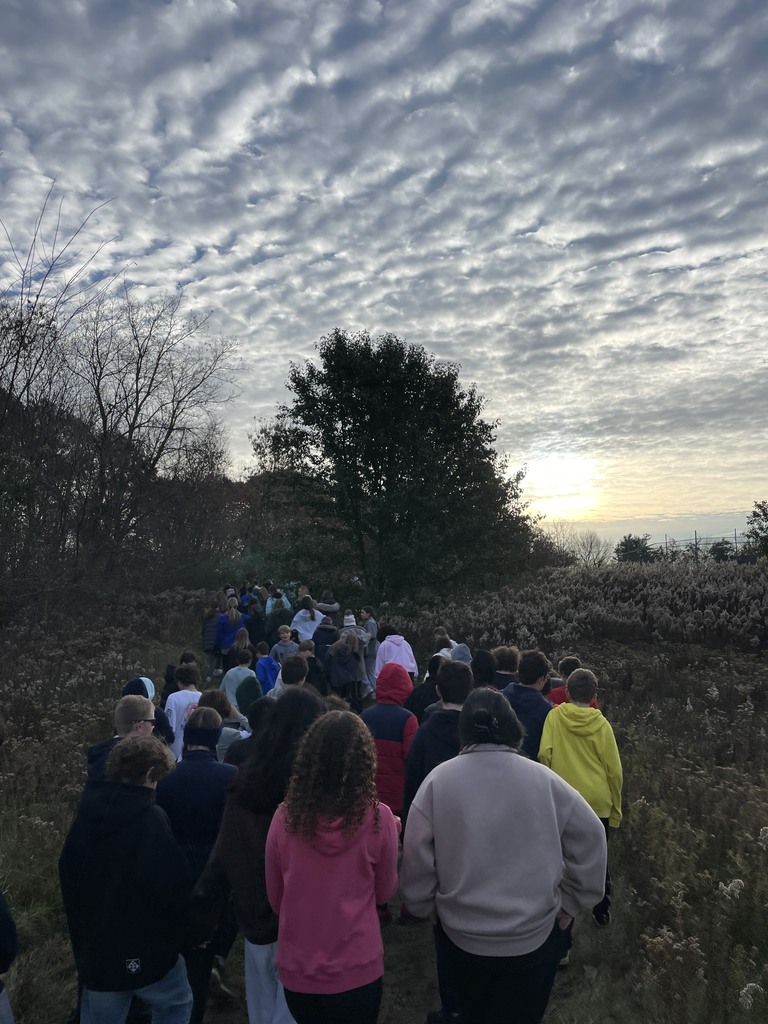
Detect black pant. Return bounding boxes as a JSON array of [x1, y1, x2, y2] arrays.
[[435, 920, 570, 1024], [284, 977, 383, 1024], [593, 818, 612, 919]]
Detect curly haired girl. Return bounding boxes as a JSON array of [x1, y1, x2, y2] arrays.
[[266, 711, 400, 1024]]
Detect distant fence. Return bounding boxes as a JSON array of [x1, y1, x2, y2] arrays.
[[625, 530, 751, 561]]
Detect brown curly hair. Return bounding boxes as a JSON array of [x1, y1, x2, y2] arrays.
[[283, 711, 379, 839]]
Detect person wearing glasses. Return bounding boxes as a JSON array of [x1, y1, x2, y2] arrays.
[[86, 696, 157, 781]]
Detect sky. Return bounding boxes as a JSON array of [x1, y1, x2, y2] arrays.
[[1, 0, 766, 543]]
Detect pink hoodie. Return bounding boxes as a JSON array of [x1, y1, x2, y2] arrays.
[[266, 801, 400, 994]]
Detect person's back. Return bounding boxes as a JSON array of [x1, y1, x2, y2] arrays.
[[374, 632, 417, 678], [220, 651, 257, 710], [403, 661, 472, 824], [155, 712, 236, 877], [501, 650, 553, 760], [361, 663, 417, 815], [165, 665, 202, 761], [59, 738, 192, 1012], [538, 671, 622, 828]]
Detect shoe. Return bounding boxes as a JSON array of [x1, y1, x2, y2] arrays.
[[213, 668, 223, 677], [209, 966, 235, 1004], [558, 951, 570, 969], [593, 909, 611, 928]]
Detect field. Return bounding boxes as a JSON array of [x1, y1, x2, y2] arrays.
[[1, 562, 767, 1023]]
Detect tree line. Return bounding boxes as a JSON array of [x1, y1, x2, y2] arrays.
[[3, 196, 765, 618]]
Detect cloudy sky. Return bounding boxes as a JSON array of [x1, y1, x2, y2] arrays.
[[2, 0, 766, 541]]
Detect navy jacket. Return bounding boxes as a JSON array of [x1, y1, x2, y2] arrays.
[[59, 780, 190, 992], [403, 708, 461, 824], [155, 751, 236, 881], [500, 682, 552, 760]]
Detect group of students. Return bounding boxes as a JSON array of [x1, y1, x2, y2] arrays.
[[32, 587, 623, 1024]]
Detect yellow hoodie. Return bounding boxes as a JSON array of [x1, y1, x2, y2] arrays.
[[539, 704, 623, 827]]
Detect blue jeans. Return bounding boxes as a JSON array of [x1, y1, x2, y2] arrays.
[[81, 956, 192, 1024]]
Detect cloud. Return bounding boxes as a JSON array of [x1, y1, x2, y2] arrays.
[[1, 0, 767, 525]]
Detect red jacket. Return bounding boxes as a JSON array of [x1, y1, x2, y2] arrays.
[[362, 663, 417, 815]]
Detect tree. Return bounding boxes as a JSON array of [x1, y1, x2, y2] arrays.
[[746, 501, 768, 558], [252, 329, 533, 599], [708, 539, 735, 563], [572, 529, 614, 568], [614, 533, 657, 563]]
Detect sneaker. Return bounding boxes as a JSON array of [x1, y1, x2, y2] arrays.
[[213, 668, 223, 677], [558, 951, 570, 969], [593, 909, 611, 928], [209, 966, 235, 1004]]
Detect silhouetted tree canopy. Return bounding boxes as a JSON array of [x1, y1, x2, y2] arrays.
[[252, 328, 533, 599]]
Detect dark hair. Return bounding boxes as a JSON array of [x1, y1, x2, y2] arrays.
[[492, 646, 520, 672], [361, 606, 375, 618], [284, 712, 378, 838], [436, 660, 473, 704], [459, 688, 523, 749], [175, 664, 201, 688], [236, 648, 253, 665], [256, 641, 269, 656], [282, 655, 309, 686], [471, 649, 498, 687], [558, 655, 582, 680], [300, 595, 316, 619], [517, 650, 551, 687], [377, 623, 398, 643], [179, 651, 196, 665], [427, 654, 448, 679], [566, 668, 597, 704], [298, 639, 315, 653], [105, 735, 176, 786], [247, 697, 275, 733], [236, 688, 325, 811]]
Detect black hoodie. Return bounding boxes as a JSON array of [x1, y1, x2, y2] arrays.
[[58, 780, 191, 991]]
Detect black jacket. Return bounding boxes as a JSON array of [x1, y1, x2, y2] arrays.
[[58, 780, 191, 992], [402, 709, 461, 824]]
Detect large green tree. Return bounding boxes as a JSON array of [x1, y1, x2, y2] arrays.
[[252, 329, 533, 599]]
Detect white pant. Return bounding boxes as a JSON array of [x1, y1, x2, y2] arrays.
[[244, 940, 295, 1024]]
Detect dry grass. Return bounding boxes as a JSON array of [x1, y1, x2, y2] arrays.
[[1, 569, 768, 1023]]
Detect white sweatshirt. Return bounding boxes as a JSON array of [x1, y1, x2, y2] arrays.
[[401, 743, 607, 956]]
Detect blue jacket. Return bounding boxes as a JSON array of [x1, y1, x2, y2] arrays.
[[501, 683, 553, 760]]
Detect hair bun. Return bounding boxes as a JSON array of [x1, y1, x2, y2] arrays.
[[472, 707, 498, 739]]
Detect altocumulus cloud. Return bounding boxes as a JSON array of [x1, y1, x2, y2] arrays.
[[1, 0, 767, 520]]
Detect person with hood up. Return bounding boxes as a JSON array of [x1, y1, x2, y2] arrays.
[[58, 736, 193, 1023], [361, 663, 417, 817], [373, 626, 418, 680], [265, 711, 400, 1024]]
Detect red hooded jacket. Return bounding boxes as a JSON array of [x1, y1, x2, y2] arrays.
[[361, 663, 417, 815]]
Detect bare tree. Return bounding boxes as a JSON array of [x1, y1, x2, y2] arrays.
[[571, 529, 614, 568], [66, 289, 237, 557]]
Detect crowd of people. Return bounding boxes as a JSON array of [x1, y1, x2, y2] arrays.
[[0, 581, 623, 1024]]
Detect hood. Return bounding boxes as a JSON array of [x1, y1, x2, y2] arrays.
[[384, 634, 406, 647], [450, 643, 472, 665], [376, 662, 413, 706], [556, 703, 605, 735], [74, 779, 155, 837], [283, 803, 383, 855]]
